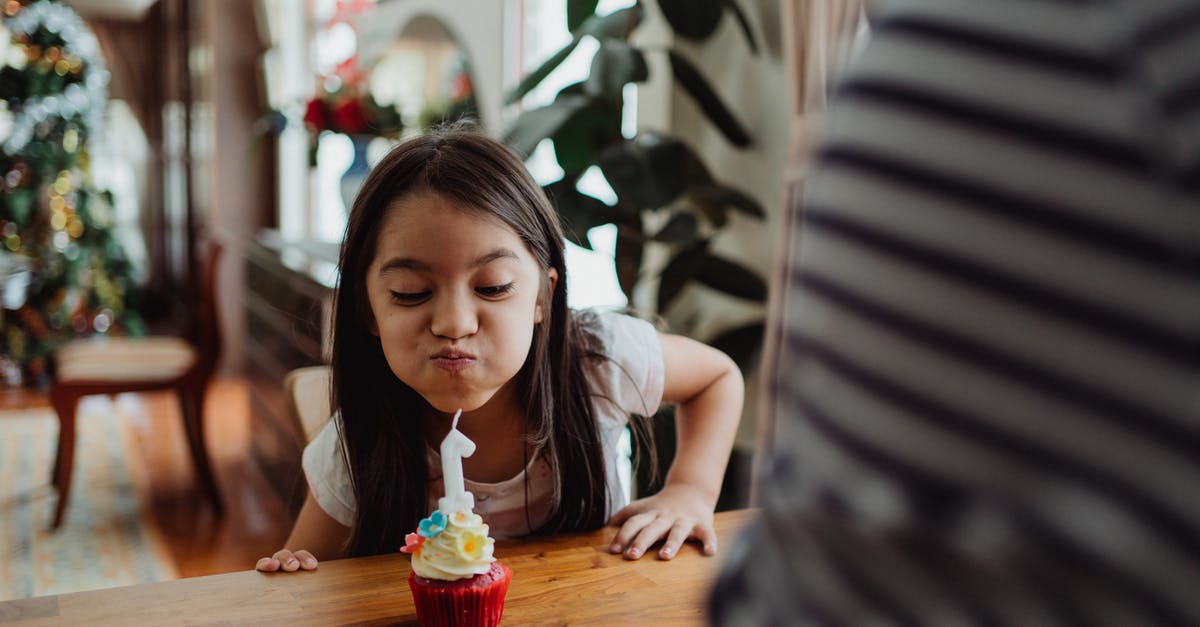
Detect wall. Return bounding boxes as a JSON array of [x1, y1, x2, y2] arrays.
[[637, 0, 790, 456], [201, 0, 275, 371], [358, 0, 512, 134], [211, 0, 789, 466]]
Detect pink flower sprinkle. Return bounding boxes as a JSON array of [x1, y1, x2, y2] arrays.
[[400, 532, 425, 554]]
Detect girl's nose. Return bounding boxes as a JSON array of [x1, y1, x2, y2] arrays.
[[430, 291, 478, 339]]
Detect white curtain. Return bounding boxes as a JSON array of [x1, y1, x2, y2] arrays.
[[753, 0, 868, 503], [783, 0, 868, 184]]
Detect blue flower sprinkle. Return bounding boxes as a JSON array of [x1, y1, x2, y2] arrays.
[[418, 510, 447, 538]]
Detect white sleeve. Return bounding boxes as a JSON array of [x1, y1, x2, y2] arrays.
[[588, 311, 666, 423], [301, 416, 357, 527], [584, 311, 665, 515]]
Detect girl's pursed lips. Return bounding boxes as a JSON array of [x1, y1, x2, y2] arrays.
[[432, 349, 476, 360], [431, 349, 477, 371]]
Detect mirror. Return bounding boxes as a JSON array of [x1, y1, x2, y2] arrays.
[[364, 15, 479, 134]]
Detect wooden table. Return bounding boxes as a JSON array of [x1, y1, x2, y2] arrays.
[[0, 509, 756, 626]]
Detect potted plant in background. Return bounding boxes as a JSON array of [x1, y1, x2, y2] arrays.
[[502, 0, 768, 507], [503, 0, 766, 371], [301, 57, 403, 211]]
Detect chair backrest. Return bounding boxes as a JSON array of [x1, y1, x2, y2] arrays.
[[283, 364, 333, 443], [193, 239, 224, 381]]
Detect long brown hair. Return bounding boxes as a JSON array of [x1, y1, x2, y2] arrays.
[[332, 127, 608, 556]]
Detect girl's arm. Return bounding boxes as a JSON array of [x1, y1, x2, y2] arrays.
[[255, 493, 352, 572], [608, 332, 744, 560]]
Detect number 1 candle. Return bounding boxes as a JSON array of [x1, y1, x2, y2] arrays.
[[438, 408, 476, 513]]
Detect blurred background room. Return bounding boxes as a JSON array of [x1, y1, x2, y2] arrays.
[[0, 0, 865, 599]]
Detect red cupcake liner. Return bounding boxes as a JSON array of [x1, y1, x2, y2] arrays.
[[409, 561, 512, 627]]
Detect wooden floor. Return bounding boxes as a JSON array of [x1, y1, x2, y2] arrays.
[[0, 375, 293, 578]]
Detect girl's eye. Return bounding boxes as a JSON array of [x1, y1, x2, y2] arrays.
[[476, 283, 515, 298], [390, 290, 431, 303]]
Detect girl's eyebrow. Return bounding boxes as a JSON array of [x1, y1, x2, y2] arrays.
[[472, 248, 519, 267], [377, 248, 519, 274]]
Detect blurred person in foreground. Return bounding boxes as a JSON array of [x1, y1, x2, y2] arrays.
[[712, 0, 1200, 624]]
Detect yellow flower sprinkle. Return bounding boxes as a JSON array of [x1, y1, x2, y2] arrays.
[[456, 531, 485, 560]]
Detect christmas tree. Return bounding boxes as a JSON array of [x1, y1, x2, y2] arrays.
[[0, 0, 141, 386]]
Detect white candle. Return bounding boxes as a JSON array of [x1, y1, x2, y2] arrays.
[[438, 408, 476, 513]]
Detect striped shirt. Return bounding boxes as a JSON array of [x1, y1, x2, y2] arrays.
[[713, 0, 1200, 624]]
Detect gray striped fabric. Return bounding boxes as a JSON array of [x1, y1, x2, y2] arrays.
[[712, 0, 1200, 625]]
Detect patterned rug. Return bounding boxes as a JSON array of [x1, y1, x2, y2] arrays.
[[0, 399, 178, 601]]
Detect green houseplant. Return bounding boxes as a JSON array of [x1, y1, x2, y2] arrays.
[[502, 0, 767, 373]]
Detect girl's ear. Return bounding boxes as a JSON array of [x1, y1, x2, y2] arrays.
[[535, 267, 559, 324]]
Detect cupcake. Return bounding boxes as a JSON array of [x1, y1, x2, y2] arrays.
[[400, 506, 508, 624], [403, 409, 512, 626], [401, 508, 512, 627]]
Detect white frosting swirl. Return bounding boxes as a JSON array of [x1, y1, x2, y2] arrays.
[[410, 509, 496, 580]]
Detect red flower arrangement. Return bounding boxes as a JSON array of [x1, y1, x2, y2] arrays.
[[302, 58, 402, 138]]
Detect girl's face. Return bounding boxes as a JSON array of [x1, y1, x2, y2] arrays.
[[365, 191, 556, 414]]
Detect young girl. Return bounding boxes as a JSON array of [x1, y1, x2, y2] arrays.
[[256, 129, 743, 572]]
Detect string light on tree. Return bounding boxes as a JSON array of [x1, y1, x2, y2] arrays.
[[1, 0, 108, 154], [0, 0, 139, 385]]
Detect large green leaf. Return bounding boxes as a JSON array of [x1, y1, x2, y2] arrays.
[[721, 0, 760, 55], [614, 219, 645, 301], [501, 94, 591, 158], [688, 183, 765, 227], [695, 252, 767, 302], [688, 190, 728, 228], [597, 133, 690, 209], [505, 38, 581, 105], [506, 6, 644, 106], [708, 320, 765, 373], [543, 178, 613, 249], [552, 98, 623, 175], [668, 50, 752, 148], [581, 5, 644, 40], [657, 0, 723, 41], [555, 81, 588, 99], [567, 0, 600, 32], [585, 39, 649, 104], [715, 185, 765, 218], [651, 212, 698, 243], [657, 241, 709, 312]]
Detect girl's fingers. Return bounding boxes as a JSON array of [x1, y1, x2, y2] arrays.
[[610, 512, 656, 554], [658, 522, 692, 560], [272, 549, 301, 572], [293, 549, 319, 570], [625, 516, 674, 560], [258, 549, 319, 572], [696, 523, 718, 555]]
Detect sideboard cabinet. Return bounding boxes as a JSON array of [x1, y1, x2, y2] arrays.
[[242, 232, 337, 514]]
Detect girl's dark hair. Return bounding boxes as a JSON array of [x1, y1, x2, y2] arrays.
[[333, 126, 607, 556]]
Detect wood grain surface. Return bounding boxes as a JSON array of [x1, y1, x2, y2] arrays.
[[0, 509, 757, 626]]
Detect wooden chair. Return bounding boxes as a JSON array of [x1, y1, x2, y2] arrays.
[[47, 240, 225, 529], [283, 364, 333, 445]]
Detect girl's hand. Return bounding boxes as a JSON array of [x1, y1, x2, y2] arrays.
[[255, 549, 319, 572], [258, 494, 349, 572], [606, 483, 718, 561]]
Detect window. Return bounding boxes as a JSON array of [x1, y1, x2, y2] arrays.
[[264, 0, 632, 313], [519, 0, 634, 311]]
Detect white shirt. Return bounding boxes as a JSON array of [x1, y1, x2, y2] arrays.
[[301, 310, 665, 538]]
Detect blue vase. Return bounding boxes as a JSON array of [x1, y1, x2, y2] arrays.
[[340, 135, 372, 214]]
